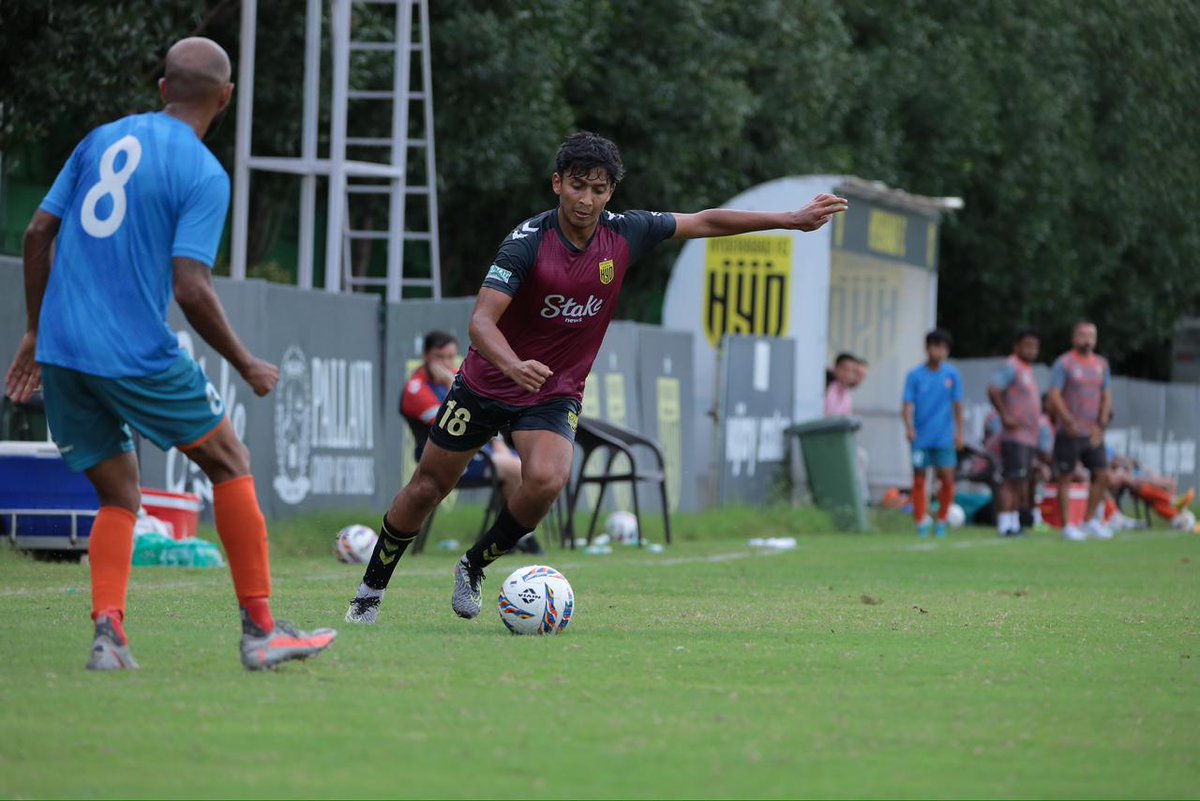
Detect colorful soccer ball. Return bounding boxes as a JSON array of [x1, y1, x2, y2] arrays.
[[605, 510, 639, 545], [334, 524, 377, 564], [497, 565, 574, 635]]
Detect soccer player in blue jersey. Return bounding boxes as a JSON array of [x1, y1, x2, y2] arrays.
[[4, 38, 335, 671], [902, 329, 964, 538]]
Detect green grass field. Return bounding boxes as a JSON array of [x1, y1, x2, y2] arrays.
[[1, 507, 1197, 799]]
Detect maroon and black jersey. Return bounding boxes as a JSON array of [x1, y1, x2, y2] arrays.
[[459, 208, 676, 406]]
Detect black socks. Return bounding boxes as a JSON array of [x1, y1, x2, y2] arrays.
[[361, 516, 418, 591], [465, 506, 536, 569]]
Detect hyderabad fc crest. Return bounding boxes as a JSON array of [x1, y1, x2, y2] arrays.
[[598, 259, 614, 285]]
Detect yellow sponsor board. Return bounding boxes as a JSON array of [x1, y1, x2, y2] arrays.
[[702, 235, 791, 348], [867, 209, 907, 258]]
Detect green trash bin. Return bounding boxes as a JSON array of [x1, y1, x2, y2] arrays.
[[786, 417, 868, 532]]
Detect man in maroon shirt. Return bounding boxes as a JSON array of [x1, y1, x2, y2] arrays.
[[346, 131, 848, 624], [987, 330, 1041, 537]]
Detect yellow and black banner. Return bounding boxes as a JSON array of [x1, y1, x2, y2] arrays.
[[702, 235, 791, 348]]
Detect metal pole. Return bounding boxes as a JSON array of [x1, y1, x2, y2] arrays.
[[324, 0, 351, 293], [418, 0, 442, 299], [297, 0, 322, 290], [230, 0, 258, 281], [386, 0, 414, 303]]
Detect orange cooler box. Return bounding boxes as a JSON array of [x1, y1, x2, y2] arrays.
[[141, 488, 202, 540], [1040, 483, 1089, 528]]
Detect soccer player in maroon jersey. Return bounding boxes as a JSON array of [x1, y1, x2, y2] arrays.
[[1046, 320, 1113, 541], [345, 131, 848, 623], [987, 330, 1041, 537]]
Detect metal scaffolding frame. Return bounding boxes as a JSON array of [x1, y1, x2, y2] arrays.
[[230, 0, 441, 300]]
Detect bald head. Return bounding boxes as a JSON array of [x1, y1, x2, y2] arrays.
[[162, 37, 231, 104]]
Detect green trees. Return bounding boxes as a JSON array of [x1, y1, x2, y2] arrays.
[[2, 0, 1196, 374]]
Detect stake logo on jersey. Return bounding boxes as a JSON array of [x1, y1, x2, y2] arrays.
[[462, 207, 676, 406], [541, 294, 604, 321]]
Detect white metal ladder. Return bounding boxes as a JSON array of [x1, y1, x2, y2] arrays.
[[230, 0, 441, 301], [332, 0, 441, 301]]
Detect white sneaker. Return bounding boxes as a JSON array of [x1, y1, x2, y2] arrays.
[[1061, 525, 1087, 542], [1083, 519, 1114, 540]]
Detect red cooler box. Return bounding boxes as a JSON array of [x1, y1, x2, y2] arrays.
[[1040, 483, 1090, 528], [141, 488, 202, 540]]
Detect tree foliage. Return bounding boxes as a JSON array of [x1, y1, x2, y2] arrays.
[[2, 0, 1197, 375]]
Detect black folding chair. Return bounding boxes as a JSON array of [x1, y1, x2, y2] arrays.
[[955, 444, 1000, 525], [561, 416, 672, 549]]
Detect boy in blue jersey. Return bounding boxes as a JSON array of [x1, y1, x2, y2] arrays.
[[4, 38, 335, 671], [902, 329, 964, 537]]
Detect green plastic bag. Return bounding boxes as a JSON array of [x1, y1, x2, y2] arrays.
[[132, 532, 225, 568]]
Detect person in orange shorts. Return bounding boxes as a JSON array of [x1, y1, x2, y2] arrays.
[[1107, 453, 1195, 527]]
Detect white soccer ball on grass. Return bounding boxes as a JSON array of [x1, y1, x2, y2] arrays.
[[497, 564, 574, 635], [334, 524, 378, 564], [605, 510, 639, 545]]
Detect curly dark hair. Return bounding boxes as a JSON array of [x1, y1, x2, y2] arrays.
[[555, 131, 625, 185]]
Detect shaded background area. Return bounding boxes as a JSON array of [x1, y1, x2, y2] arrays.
[[1, 0, 1198, 375]]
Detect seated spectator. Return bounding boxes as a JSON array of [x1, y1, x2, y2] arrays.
[[402, 331, 539, 553], [1106, 451, 1195, 527], [824, 353, 867, 417]]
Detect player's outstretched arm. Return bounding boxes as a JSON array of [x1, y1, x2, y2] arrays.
[[671, 193, 848, 240], [469, 288, 552, 394], [5, 210, 60, 403], [173, 258, 278, 397]]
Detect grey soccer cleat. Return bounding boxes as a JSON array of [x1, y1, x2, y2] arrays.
[[239, 615, 337, 671], [86, 615, 139, 671], [451, 557, 485, 619], [345, 593, 382, 625]]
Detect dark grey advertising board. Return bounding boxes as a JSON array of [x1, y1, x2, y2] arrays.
[[718, 335, 796, 505], [635, 325, 698, 513], [0, 258, 24, 365], [259, 283, 384, 519]]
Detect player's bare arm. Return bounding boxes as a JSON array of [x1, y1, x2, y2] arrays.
[[468, 288, 552, 394], [1046, 388, 1076, 437], [4, 210, 60, 403], [172, 258, 278, 396], [902, 402, 916, 442], [671, 193, 848, 240], [987, 384, 1018, 430], [954, 402, 965, 451], [1093, 390, 1113, 445]]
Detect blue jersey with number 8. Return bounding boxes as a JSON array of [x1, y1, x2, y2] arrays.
[[36, 112, 230, 378]]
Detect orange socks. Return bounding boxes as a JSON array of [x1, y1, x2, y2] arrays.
[[936, 477, 956, 523], [89, 506, 137, 638], [912, 473, 928, 522], [212, 476, 274, 631]]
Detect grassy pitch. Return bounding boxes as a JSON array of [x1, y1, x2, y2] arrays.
[[1, 508, 1196, 799]]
